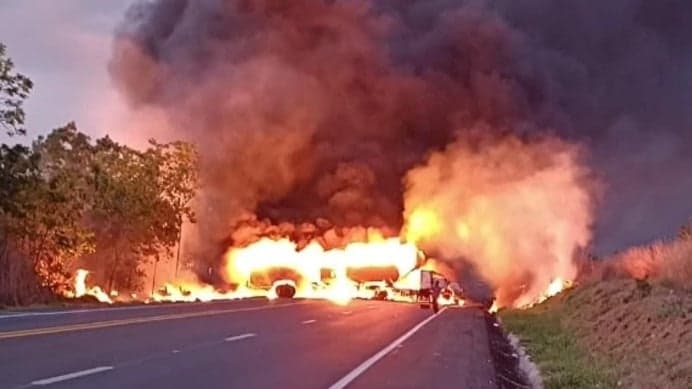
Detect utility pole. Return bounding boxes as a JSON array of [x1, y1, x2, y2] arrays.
[[151, 257, 158, 297], [175, 217, 183, 278]]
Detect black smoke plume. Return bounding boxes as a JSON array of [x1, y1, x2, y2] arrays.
[[110, 0, 692, 264]]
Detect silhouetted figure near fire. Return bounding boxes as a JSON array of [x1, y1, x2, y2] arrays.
[[431, 280, 441, 314]]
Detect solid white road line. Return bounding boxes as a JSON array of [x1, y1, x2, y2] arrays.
[[31, 366, 114, 386], [328, 308, 447, 389], [301, 319, 317, 324], [224, 333, 256, 342]]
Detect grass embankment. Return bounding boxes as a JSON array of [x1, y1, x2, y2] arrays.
[[501, 301, 617, 388], [500, 279, 692, 389]]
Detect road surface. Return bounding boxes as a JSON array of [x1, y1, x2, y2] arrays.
[[0, 299, 498, 389]]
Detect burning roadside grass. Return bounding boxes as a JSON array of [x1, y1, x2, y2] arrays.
[[63, 269, 113, 304], [596, 237, 692, 292]]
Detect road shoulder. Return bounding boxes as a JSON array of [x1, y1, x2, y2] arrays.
[[348, 307, 498, 389]]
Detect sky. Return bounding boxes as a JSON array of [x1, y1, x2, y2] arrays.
[[0, 1, 138, 145]]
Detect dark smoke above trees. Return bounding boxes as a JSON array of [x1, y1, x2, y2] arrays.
[[110, 0, 692, 262]]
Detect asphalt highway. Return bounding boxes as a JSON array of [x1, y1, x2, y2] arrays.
[[0, 299, 497, 389]]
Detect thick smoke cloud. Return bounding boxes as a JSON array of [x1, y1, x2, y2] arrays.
[[110, 0, 692, 261]]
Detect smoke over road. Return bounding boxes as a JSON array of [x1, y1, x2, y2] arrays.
[[109, 0, 692, 305]]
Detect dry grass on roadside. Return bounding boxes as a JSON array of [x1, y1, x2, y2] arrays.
[[596, 238, 692, 291], [561, 279, 691, 389], [502, 277, 692, 389]]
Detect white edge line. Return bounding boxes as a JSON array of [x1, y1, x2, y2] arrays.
[[224, 333, 256, 342], [301, 319, 317, 324], [328, 308, 447, 389], [31, 366, 114, 386]]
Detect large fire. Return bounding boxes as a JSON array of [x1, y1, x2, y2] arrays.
[[150, 233, 468, 307], [64, 231, 467, 307], [67, 233, 576, 311], [62, 138, 590, 310], [63, 137, 590, 310], [64, 216, 570, 309]]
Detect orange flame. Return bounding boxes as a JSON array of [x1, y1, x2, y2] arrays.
[[223, 236, 419, 304], [404, 135, 593, 309], [67, 269, 113, 304]]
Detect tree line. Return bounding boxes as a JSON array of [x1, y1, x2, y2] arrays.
[[0, 43, 198, 305]]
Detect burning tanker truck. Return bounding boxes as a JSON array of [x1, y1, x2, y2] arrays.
[[219, 232, 463, 308], [241, 262, 461, 309]]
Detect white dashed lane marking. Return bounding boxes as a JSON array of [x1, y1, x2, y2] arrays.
[[30, 366, 114, 386], [224, 333, 257, 342]]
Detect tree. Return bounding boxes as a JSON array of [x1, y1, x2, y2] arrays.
[[90, 137, 149, 292], [0, 120, 200, 304], [0, 43, 33, 136], [90, 137, 188, 293], [0, 143, 43, 304], [0, 124, 95, 304], [149, 140, 199, 276], [29, 124, 96, 289]]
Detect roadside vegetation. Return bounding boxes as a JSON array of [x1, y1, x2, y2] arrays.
[[0, 43, 199, 306], [501, 296, 618, 388], [502, 222, 692, 389]]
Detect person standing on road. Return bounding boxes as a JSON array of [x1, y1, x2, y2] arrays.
[[431, 280, 441, 314]]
